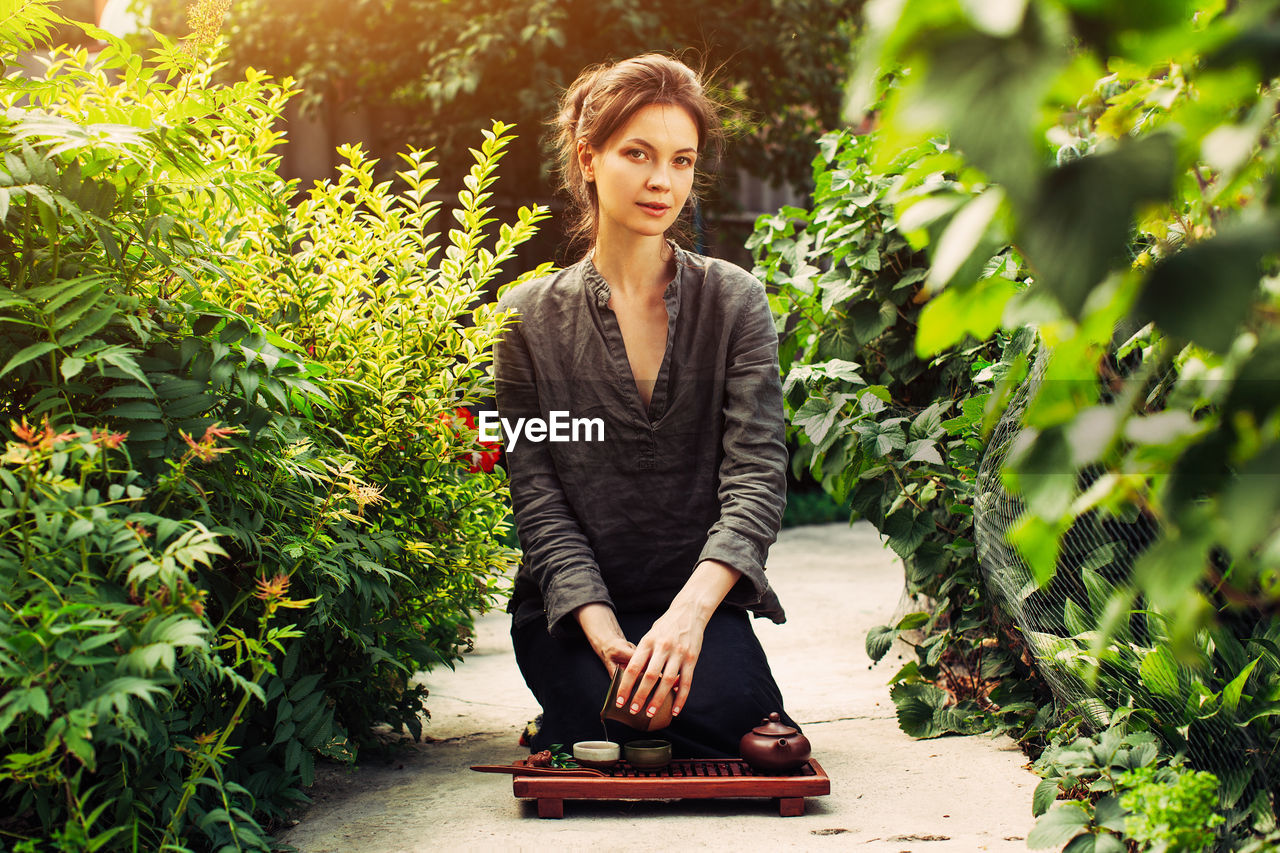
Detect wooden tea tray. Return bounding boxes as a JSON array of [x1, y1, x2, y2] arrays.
[[504, 757, 830, 818]]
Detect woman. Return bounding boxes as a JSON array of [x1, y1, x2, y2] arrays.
[[494, 53, 797, 758]]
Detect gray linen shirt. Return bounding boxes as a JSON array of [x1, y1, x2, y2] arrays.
[[494, 245, 788, 639]]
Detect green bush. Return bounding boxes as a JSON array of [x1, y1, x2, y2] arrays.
[[1027, 710, 1224, 852], [750, 128, 1048, 740], [0, 2, 541, 848], [191, 127, 549, 681]]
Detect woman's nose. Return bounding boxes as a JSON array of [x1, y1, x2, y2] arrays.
[[646, 166, 670, 191]]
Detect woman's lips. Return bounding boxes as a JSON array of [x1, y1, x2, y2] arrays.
[[637, 202, 670, 216]]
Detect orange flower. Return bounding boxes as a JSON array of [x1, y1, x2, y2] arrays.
[[254, 573, 290, 601], [11, 417, 80, 451], [180, 422, 239, 463], [125, 520, 151, 540], [203, 424, 239, 442], [91, 428, 129, 449]]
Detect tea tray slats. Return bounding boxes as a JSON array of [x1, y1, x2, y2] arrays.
[[510, 758, 829, 818]]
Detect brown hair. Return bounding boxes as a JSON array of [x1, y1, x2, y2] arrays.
[[553, 53, 725, 253]]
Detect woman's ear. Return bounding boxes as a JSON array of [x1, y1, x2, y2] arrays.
[[576, 138, 594, 182]]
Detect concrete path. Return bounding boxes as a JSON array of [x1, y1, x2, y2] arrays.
[[277, 522, 1038, 852]]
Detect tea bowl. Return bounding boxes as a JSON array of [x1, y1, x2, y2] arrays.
[[572, 740, 620, 769], [623, 738, 672, 770]]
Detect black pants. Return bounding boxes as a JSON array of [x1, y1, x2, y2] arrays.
[[512, 607, 797, 758]]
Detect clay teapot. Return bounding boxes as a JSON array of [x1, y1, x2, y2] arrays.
[[739, 712, 811, 774]]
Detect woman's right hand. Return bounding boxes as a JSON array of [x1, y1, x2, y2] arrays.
[[574, 602, 636, 675]]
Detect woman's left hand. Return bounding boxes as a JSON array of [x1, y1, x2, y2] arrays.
[[613, 559, 741, 719]]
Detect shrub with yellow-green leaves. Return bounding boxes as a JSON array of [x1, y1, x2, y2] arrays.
[[0, 2, 544, 849]]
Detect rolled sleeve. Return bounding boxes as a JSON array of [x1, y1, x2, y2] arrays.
[[695, 278, 788, 619], [494, 299, 613, 637]]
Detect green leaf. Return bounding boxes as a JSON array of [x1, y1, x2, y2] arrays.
[[1138, 218, 1280, 352], [1219, 444, 1280, 555], [1007, 514, 1065, 587], [909, 402, 949, 441], [1132, 532, 1210, 612], [0, 341, 57, 377], [1139, 647, 1183, 703], [1026, 801, 1091, 849], [1063, 597, 1092, 636], [149, 615, 208, 649], [109, 401, 162, 420], [890, 681, 951, 738], [849, 299, 897, 345], [1221, 657, 1260, 715], [1093, 833, 1127, 853], [868, 420, 907, 457], [794, 396, 840, 445], [896, 611, 929, 630], [1063, 835, 1096, 853], [64, 518, 94, 541], [1032, 778, 1059, 817], [59, 356, 85, 380], [1123, 410, 1201, 446], [916, 275, 1019, 356], [865, 625, 898, 662], [93, 677, 166, 715], [1022, 133, 1176, 318], [959, 0, 1029, 36], [904, 439, 943, 464], [884, 509, 934, 559], [1092, 795, 1127, 833], [926, 187, 1004, 291]]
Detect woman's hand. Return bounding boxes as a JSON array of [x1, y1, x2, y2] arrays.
[[575, 602, 636, 675], [613, 560, 741, 719]]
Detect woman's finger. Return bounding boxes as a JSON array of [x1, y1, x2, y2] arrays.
[[614, 641, 651, 710], [672, 660, 695, 717], [627, 656, 667, 716], [642, 655, 683, 719], [604, 640, 636, 674]]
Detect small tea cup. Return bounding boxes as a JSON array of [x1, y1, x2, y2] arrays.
[[572, 740, 620, 769], [623, 738, 672, 770]]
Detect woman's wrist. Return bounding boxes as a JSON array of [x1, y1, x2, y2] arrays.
[[673, 559, 741, 623], [575, 602, 623, 647]]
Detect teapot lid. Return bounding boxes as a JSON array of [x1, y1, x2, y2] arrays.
[[750, 712, 797, 737]]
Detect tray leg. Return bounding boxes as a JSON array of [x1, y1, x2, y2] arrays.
[[537, 798, 564, 819], [778, 797, 805, 817]]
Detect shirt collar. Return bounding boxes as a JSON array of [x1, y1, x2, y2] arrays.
[[583, 242, 686, 309]]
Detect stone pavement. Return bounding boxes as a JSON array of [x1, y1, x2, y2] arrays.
[[277, 522, 1039, 852]]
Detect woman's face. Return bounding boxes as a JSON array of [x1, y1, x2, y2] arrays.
[[579, 103, 699, 243]]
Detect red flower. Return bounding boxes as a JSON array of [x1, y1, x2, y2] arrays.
[[438, 407, 499, 473], [467, 446, 501, 474]]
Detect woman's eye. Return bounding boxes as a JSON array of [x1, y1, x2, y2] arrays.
[[675, 156, 694, 167], [627, 149, 647, 160]]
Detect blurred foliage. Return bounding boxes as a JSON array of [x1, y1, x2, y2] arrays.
[[840, 0, 1280, 845], [0, 1, 540, 848], [779, 487, 854, 529], [142, 0, 863, 200]]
